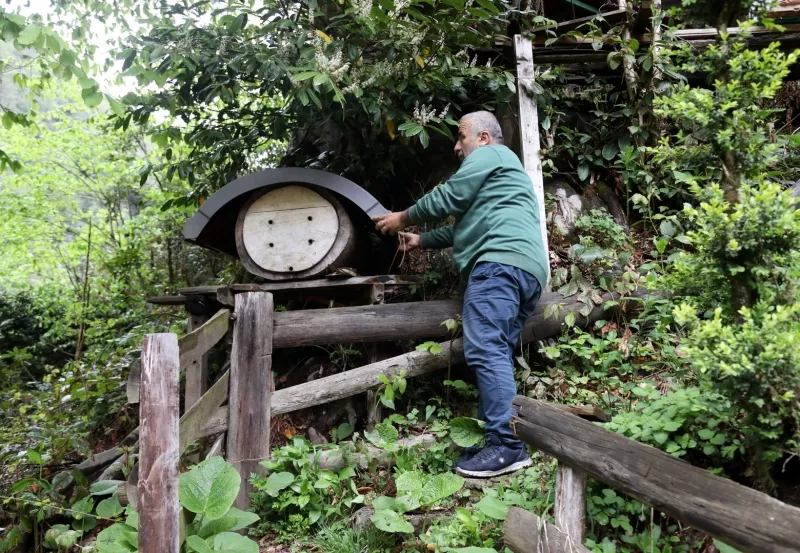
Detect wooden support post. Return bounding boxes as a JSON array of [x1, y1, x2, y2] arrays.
[[185, 314, 210, 411], [504, 506, 592, 553], [555, 463, 587, 546], [366, 284, 385, 431], [138, 334, 180, 553], [227, 292, 274, 510], [514, 34, 550, 288]]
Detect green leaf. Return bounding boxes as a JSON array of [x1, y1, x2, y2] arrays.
[[365, 421, 398, 446], [659, 220, 676, 237], [82, 89, 104, 108], [17, 24, 42, 45], [698, 428, 716, 440], [577, 162, 589, 181], [419, 129, 430, 148], [449, 548, 499, 553], [336, 423, 354, 441], [210, 531, 259, 553], [6, 13, 26, 26], [178, 457, 241, 519], [602, 142, 619, 161], [713, 539, 743, 553], [395, 471, 425, 496], [106, 95, 126, 117], [475, 495, 508, 520], [197, 516, 237, 538], [653, 432, 669, 445], [449, 417, 485, 448], [370, 509, 413, 533], [263, 472, 295, 497], [292, 71, 318, 82], [186, 535, 214, 553], [372, 496, 396, 511], [90, 480, 124, 496], [96, 495, 124, 518], [26, 449, 42, 465], [420, 473, 464, 506]]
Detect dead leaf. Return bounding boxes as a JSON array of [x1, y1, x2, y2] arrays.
[[315, 29, 333, 44]]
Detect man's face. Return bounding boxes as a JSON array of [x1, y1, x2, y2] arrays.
[[454, 118, 490, 161]]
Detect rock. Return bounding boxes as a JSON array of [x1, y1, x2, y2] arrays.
[[308, 427, 329, 445], [544, 181, 610, 244]]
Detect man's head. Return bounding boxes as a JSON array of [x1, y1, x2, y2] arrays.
[[454, 111, 504, 161]]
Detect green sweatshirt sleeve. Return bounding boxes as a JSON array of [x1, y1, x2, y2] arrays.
[[419, 226, 454, 250], [408, 147, 500, 224]]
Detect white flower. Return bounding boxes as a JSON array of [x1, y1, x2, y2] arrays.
[[352, 0, 373, 18], [413, 101, 436, 125]]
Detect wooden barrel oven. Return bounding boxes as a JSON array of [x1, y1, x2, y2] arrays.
[[235, 185, 359, 280]]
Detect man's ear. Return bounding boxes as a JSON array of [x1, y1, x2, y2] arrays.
[[478, 130, 492, 145]]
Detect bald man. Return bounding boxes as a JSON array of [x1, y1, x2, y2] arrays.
[[373, 111, 548, 477]]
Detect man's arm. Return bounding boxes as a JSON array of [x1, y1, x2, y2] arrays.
[[419, 226, 454, 250], [408, 147, 498, 224]]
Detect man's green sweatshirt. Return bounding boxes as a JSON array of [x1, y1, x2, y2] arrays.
[[408, 144, 548, 289]]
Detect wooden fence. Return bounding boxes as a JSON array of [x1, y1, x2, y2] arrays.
[[132, 285, 800, 553], [504, 396, 800, 553]]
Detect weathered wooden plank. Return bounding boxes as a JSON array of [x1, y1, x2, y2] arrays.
[[555, 463, 587, 543], [146, 295, 189, 305], [227, 292, 274, 510], [366, 283, 386, 431], [179, 369, 231, 454], [205, 435, 225, 460], [128, 309, 229, 405], [176, 275, 421, 296], [515, 34, 550, 287], [185, 314, 211, 413], [198, 339, 464, 439], [504, 506, 591, 553], [178, 308, 229, 371], [138, 334, 180, 553], [511, 397, 800, 553]]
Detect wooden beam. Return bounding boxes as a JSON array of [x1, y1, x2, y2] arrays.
[[179, 369, 231, 454], [227, 292, 274, 510], [127, 309, 229, 405], [504, 506, 592, 553], [185, 314, 211, 413], [175, 275, 421, 296], [198, 338, 464, 439], [138, 334, 180, 553], [511, 396, 800, 553], [270, 289, 648, 349], [514, 35, 550, 287]]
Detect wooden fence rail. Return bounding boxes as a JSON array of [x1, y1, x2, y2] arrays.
[[509, 396, 800, 553]]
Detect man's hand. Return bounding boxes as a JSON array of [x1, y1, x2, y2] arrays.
[[398, 232, 420, 252], [372, 209, 411, 235]]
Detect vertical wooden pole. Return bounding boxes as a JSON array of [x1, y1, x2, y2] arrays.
[[185, 314, 210, 411], [365, 284, 385, 431], [555, 462, 587, 546], [139, 333, 180, 553], [227, 292, 273, 510], [514, 34, 551, 288]]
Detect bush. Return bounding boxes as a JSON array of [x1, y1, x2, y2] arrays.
[[674, 303, 800, 483]]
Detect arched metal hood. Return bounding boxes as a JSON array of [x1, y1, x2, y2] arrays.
[[183, 168, 389, 257]]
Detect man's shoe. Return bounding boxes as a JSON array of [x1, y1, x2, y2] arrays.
[[455, 435, 531, 478], [457, 445, 482, 464]]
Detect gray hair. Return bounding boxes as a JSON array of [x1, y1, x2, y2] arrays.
[[461, 111, 504, 145]]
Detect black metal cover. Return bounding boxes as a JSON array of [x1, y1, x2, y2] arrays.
[[183, 168, 389, 257]]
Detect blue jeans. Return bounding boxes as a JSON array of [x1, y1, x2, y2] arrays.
[[462, 262, 542, 447]]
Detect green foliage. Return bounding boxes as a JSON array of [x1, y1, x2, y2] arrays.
[[376, 371, 408, 411], [447, 418, 485, 448], [674, 304, 800, 475], [97, 457, 259, 553], [251, 437, 364, 538]]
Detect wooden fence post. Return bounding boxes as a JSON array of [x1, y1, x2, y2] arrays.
[[227, 292, 274, 510], [138, 333, 180, 553], [514, 34, 551, 288], [366, 283, 385, 431], [555, 462, 587, 545]]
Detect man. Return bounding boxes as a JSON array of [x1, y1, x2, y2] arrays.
[[372, 111, 548, 478]]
